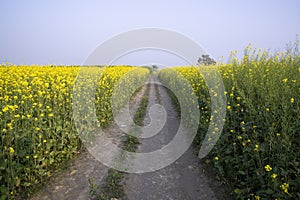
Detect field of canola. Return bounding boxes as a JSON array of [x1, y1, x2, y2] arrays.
[[0, 66, 149, 199], [1, 47, 299, 200], [158, 49, 300, 199]]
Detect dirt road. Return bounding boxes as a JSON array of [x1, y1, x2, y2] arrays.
[[31, 78, 227, 200], [124, 79, 219, 200]]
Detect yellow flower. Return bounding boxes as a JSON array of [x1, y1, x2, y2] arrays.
[[280, 183, 289, 193], [33, 155, 38, 159], [48, 113, 54, 117], [7, 123, 13, 130], [238, 135, 243, 140], [26, 155, 30, 159], [43, 139, 47, 143], [9, 147, 15, 154], [290, 98, 294, 103], [282, 78, 288, 83], [254, 195, 260, 200], [214, 156, 219, 161], [254, 144, 259, 151], [227, 105, 231, 110], [265, 108, 269, 112], [264, 165, 272, 172], [2, 106, 9, 112], [271, 173, 277, 179]]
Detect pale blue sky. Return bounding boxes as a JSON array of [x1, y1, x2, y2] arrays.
[[0, 0, 299, 66]]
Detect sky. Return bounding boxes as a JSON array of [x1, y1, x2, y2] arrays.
[[0, 0, 300, 66]]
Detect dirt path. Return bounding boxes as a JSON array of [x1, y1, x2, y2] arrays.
[[31, 77, 228, 200], [124, 78, 220, 200]]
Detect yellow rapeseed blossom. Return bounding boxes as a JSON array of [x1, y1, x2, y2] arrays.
[[271, 173, 277, 179], [9, 147, 14, 154], [290, 98, 294, 103], [254, 195, 261, 200], [254, 144, 259, 151], [264, 165, 272, 172], [280, 183, 289, 193]]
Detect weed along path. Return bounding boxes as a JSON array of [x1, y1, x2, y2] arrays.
[[124, 78, 219, 200]]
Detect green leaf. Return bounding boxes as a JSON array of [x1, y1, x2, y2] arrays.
[[238, 170, 246, 175], [265, 189, 274, 194]]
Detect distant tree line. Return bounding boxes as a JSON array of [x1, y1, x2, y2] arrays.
[[197, 54, 216, 65]]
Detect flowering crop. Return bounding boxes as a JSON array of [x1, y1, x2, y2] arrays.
[[0, 65, 149, 199], [159, 47, 300, 199]]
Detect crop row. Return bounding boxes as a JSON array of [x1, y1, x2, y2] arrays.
[[0, 66, 149, 199], [158, 49, 300, 199]]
